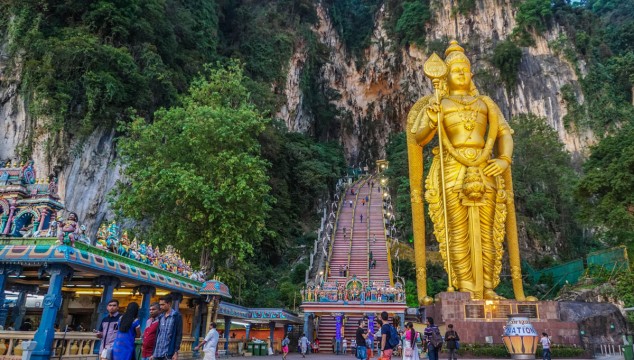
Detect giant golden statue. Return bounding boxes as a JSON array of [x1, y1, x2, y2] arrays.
[[407, 41, 533, 302]]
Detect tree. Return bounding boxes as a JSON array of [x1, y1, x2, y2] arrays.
[[510, 114, 587, 259], [112, 63, 271, 285], [577, 124, 634, 248]]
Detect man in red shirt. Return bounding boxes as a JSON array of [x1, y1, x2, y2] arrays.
[[141, 303, 160, 360]]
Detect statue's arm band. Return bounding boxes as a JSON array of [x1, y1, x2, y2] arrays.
[[498, 155, 512, 164]]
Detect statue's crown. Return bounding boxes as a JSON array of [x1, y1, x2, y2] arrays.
[[444, 40, 470, 67]]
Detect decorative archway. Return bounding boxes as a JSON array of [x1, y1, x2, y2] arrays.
[[11, 208, 39, 236]]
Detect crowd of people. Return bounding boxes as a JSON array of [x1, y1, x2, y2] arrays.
[[96, 294, 220, 360]]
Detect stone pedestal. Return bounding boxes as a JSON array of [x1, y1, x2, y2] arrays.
[[422, 292, 580, 345]]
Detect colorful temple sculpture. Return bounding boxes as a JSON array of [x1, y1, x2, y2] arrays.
[[0, 160, 63, 238], [0, 160, 301, 360]]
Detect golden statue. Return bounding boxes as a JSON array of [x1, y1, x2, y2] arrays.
[[407, 41, 534, 301]]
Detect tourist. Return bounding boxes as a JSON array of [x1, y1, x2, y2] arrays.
[[153, 295, 183, 360], [375, 319, 383, 355], [313, 338, 320, 353], [339, 265, 344, 277], [424, 317, 442, 360], [342, 337, 348, 354], [362, 199, 366, 206], [372, 259, 377, 269], [141, 303, 161, 360], [332, 336, 337, 353], [350, 200, 353, 208], [356, 319, 368, 360], [112, 302, 141, 360], [97, 299, 121, 360], [195, 322, 219, 360], [444, 324, 459, 360], [380, 312, 396, 360], [360, 214, 363, 223], [541, 333, 551, 360], [373, 234, 377, 243], [403, 322, 419, 360], [369, 251, 373, 269], [300, 333, 309, 358], [282, 335, 290, 360]]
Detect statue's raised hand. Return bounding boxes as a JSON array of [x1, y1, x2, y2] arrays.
[[425, 99, 441, 126], [483, 158, 509, 177]]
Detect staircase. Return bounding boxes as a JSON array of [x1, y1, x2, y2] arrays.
[[327, 177, 391, 284], [314, 176, 394, 353]]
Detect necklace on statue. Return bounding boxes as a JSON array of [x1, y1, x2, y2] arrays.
[[447, 96, 479, 131]]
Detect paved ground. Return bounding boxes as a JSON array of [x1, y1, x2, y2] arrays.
[[265, 353, 624, 360]]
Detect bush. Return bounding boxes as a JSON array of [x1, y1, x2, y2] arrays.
[[491, 39, 523, 91], [395, 0, 431, 47]]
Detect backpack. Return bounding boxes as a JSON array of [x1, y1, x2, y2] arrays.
[[388, 325, 400, 348], [430, 327, 443, 348]]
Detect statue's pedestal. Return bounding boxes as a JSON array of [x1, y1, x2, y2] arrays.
[[422, 292, 580, 345]]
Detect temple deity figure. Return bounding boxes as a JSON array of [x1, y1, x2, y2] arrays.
[[408, 41, 534, 301], [57, 212, 79, 246], [96, 223, 108, 249]]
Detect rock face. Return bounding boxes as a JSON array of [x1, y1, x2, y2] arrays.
[[559, 301, 628, 346], [0, 0, 593, 237]]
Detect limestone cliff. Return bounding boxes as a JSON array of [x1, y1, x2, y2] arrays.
[[1, 0, 593, 239], [277, 0, 594, 164]]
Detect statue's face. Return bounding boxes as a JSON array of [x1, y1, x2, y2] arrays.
[[447, 62, 472, 90]]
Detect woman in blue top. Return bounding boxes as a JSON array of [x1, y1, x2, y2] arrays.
[[112, 302, 141, 360]]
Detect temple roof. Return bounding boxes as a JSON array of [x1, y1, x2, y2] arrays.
[[200, 279, 232, 298]]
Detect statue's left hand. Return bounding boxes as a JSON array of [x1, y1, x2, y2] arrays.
[[483, 159, 509, 177]]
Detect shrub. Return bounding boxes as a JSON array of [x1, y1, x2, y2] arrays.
[[491, 39, 523, 91]]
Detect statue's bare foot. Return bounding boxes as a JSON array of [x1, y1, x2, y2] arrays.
[[484, 289, 505, 300]]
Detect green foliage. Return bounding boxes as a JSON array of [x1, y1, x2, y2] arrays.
[[510, 114, 588, 259], [113, 63, 271, 287], [300, 28, 344, 141], [1, 0, 219, 147], [324, 0, 381, 59], [453, 0, 476, 16], [394, 1, 431, 47], [491, 39, 523, 91], [577, 124, 634, 246], [512, 0, 553, 45]]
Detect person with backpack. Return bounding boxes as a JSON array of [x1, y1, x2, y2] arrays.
[[444, 324, 459, 360], [540, 332, 551, 360], [281, 335, 290, 360], [423, 317, 443, 360], [380, 311, 400, 360]]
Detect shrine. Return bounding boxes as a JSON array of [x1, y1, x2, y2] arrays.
[[0, 160, 301, 360]]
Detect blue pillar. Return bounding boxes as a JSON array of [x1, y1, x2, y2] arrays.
[[171, 292, 183, 311], [192, 298, 204, 357], [31, 264, 73, 360], [335, 314, 343, 354], [136, 285, 155, 334], [12, 290, 28, 330], [224, 316, 232, 351], [245, 323, 252, 341], [367, 313, 375, 350], [269, 321, 276, 350], [303, 312, 311, 337], [0, 264, 22, 327], [94, 276, 121, 327]]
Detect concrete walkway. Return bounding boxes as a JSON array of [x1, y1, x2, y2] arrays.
[[261, 353, 612, 360]]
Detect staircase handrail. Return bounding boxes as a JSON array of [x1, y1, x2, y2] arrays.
[[324, 177, 348, 281], [347, 177, 369, 278], [366, 176, 373, 281], [382, 185, 395, 286]]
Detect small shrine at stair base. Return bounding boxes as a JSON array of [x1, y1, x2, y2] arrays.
[[0, 160, 301, 360]]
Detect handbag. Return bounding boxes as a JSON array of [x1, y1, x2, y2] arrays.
[[404, 348, 414, 357], [455, 341, 460, 350]]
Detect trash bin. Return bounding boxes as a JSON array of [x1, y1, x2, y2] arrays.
[[623, 335, 634, 360], [258, 343, 267, 356], [248, 343, 256, 355]]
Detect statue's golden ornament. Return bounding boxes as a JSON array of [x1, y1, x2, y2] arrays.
[[423, 53, 448, 81]]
